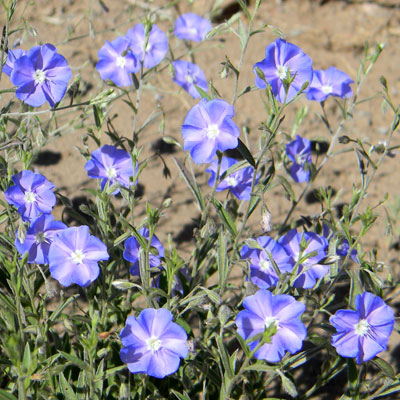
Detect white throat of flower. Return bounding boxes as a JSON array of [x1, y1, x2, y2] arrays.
[[354, 319, 370, 336], [276, 65, 288, 80], [146, 336, 162, 352], [35, 231, 48, 244], [106, 166, 117, 179], [116, 55, 127, 68], [33, 69, 46, 84], [259, 258, 272, 272], [225, 176, 238, 187], [70, 249, 85, 264], [321, 85, 333, 94], [205, 124, 220, 139], [295, 152, 308, 166], [264, 316, 279, 330], [24, 191, 37, 204], [185, 74, 194, 84]]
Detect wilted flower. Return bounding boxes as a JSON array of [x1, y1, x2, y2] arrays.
[[96, 36, 138, 86], [254, 38, 313, 103], [286, 135, 312, 183], [15, 214, 66, 264], [123, 227, 165, 276], [10, 44, 72, 107], [172, 60, 207, 98], [126, 23, 168, 69], [240, 236, 293, 289], [236, 289, 307, 363], [307, 66, 353, 102], [3, 49, 26, 76], [5, 170, 56, 222], [206, 157, 258, 200], [330, 292, 394, 363], [48, 225, 109, 287], [120, 308, 188, 378], [182, 98, 240, 164], [174, 13, 212, 42], [84, 145, 135, 194], [278, 229, 328, 289]]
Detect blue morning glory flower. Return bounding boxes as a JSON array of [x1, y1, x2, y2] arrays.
[[123, 227, 165, 276], [15, 214, 67, 264], [182, 98, 240, 164], [84, 145, 135, 195], [4, 170, 56, 222], [48, 225, 109, 287], [240, 236, 293, 289], [278, 229, 328, 289], [286, 135, 312, 183], [206, 157, 258, 200], [254, 38, 313, 103], [96, 36, 139, 86], [174, 13, 212, 42], [172, 60, 207, 98], [322, 224, 358, 262], [330, 292, 394, 364], [10, 43, 72, 107], [120, 308, 188, 378], [126, 23, 168, 69], [236, 289, 307, 363], [3, 49, 26, 76], [306, 66, 353, 102]]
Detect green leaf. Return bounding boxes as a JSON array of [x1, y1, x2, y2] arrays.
[[237, 138, 255, 167], [371, 357, 395, 379], [194, 85, 211, 100], [200, 286, 221, 305], [244, 362, 276, 373], [211, 198, 237, 237], [238, 19, 247, 50], [278, 371, 298, 397], [58, 351, 88, 371], [237, 0, 251, 19], [59, 372, 78, 400], [277, 175, 296, 202], [171, 390, 191, 400], [49, 294, 80, 323], [0, 390, 17, 400]]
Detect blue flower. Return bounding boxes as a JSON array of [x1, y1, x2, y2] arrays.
[[172, 60, 207, 98], [307, 66, 353, 102], [120, 308, 188, 378], [330, 292, 394, 364], [15, 214, 66, 264], [240, 236, 293, 289], [123, 228, 165, 276], [278, 229, 328, 289], [5, 170, 56, 222], [10, 44, 72, 107], [84, 145, 135, 195], [126, 23, 168, 69], [182, 98, 240, 164], [322, 224, 358, 262], [254, 38, 313, 103], [48, 225, 109, 287], [96, 36, 138, 86], [286, 135, 312, 183], [174, 13, 212, 42], [206, 157, 258, 200], [236, 289, 307, 363], [3, 49, 26, 76]]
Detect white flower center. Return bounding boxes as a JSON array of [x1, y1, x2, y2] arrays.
[[189, 28, 198, 35], [354, 319, 370, 336], [33, 69, 46, 84], [70, 249, 85, 264], [259, 258, 272, 272], [185, 74, 194, 84], [276, 65, 288, 80], [24, 191, 37, 203], [35, 231, 47, 244], [146, 336, 162, 352], [295, 152, 308, 165], [205, 124, 220, 139], [225, 176, 238, 187], [106, 166, 117, 179], [264, 316, 279, 330], [322, 85, 333, 94], [116, 55, 126, 68]]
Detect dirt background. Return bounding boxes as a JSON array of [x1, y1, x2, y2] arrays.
[[2, 0, 400, 390]]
